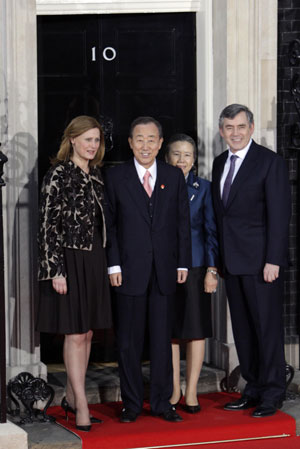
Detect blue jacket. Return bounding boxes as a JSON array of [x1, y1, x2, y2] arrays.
[[186, 171, 218, 268]]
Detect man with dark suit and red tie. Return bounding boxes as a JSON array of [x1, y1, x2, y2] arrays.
[[212, 104, 291, 418], [105, 117, 192, 423]]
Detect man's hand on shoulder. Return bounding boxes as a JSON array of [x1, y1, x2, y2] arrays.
[[263, 263, 280, 283], [109, 272, 122, 287], [177, 270, 188, 284]]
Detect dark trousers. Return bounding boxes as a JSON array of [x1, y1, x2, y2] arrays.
[[225, 271, 286, 404], [115, 270, 173, 414]]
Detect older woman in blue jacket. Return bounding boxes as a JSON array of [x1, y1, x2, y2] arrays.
[[166, 134, 219, 413]]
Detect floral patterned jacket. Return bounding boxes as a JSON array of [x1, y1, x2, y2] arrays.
[[38, 160, 106, 281]]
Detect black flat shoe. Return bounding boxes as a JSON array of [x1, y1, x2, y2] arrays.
[[61, 396, 103, 423], [184, 403, 201, 413], [120, 408, 139, 423], [224, 395, 259, 411], [75, 424, 91, 432]]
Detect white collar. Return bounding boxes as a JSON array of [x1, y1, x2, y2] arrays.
[[134, 158, 157, 183], [227, 138, 252, 161]]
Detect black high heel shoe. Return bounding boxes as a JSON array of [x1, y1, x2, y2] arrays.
[[75, 407, 92, 432], [170, 390, 183, 408], [61, 396, 75, 420], [184, 403, 201, 413], [61, 396, 103, 424], [75, 423, 92, 432]]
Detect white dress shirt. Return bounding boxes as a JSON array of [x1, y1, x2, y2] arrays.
[[220, 139, 252, 197], [134, 158, 157, 190]]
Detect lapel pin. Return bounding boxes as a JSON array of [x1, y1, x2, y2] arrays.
[[160, 184, 165, 189], [190, 194, 195, 201]]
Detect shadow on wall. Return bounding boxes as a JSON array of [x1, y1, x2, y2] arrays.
[[261, 96, 277, 151], [6, 132, 39, 355], [197, 130, 225, 180]]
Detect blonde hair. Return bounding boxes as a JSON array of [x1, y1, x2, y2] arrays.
[[52, 115, 105, 167]]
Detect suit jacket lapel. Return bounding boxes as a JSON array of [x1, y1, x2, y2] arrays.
[[152, 161, 167, 226], [213, 151, 227, 211], [124, 160, 151, 224], [225, 142, 259, 208], [187, 172, 198, 193]]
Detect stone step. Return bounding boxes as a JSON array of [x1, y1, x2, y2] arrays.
[[47, 361, 226, 407], [7, 362, 226, 449], [7, 364, 300, 448], [0, 421, 28, 449]]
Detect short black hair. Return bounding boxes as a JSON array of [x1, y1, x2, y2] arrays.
[[219, 104, 254, 128], [129, 116, 163, 138], [166, 133, 197, 160]]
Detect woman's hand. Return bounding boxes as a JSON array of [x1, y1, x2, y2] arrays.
[[204, 268, 218, 293], [52, 277, 67, 295]]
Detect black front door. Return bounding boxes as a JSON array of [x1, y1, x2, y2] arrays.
[[38, 12, 197, 180], [37, 12, 197, 363]]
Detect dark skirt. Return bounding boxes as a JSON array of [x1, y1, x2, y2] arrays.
[[36, 225, 112, 335], [172, 266, 212, 340]]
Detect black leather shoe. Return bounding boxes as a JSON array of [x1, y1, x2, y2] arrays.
[[252, 401, 283, 418], [224, 396, 259, 411], [184, 403, 201, 414], [120, 408, 139, 423], [154, 406, 183, 422]]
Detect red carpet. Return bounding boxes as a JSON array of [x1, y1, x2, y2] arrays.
[[48, 393, 296, 449], [173, 438, 300, 448]]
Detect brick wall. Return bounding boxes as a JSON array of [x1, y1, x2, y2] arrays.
[[277, 0, 300, 348]]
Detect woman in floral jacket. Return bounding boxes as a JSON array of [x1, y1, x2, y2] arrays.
[[36, 115, 112, 432]]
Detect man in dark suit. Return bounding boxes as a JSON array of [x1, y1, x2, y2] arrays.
[[212, 104, 291, 418], [105, 117, 191, 423]]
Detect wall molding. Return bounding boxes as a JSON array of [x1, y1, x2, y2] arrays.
[[36, 0, 204, 15]]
